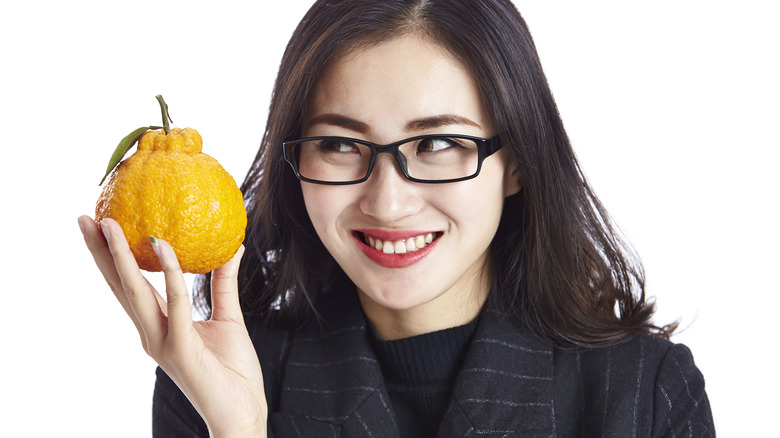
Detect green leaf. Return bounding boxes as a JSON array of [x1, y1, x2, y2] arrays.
[[99, 126, 161, 185]]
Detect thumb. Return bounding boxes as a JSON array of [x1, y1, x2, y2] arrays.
[[209, 245, 245, 322]]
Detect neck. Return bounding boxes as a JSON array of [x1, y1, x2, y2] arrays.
[[358, 275, 489, 341]]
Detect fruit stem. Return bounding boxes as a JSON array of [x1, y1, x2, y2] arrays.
[[155, 95, 173, 134]]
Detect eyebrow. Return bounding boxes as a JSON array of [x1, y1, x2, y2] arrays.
[[405, 114, 482, 131], [307, 113, 369, 133], [307, 113, 482, 134]]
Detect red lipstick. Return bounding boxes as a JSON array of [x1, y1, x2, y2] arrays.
[[353, 229, 440, 269]]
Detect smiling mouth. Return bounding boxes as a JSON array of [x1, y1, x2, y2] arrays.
[[356, 231, 441, 254]]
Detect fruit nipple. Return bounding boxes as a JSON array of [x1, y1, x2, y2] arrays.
[[138, 127, 203, 153]]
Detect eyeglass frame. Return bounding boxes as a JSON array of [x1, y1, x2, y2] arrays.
[[282, 134, 502, 185]]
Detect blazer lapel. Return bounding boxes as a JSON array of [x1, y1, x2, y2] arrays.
[[438, 308, 555, 438], [270, 295, 400, 438]]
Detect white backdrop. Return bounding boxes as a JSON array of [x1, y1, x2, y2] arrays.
[[1, 1, 777, 436]]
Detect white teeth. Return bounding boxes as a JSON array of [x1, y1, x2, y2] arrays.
[[365, 232, 438, 254]]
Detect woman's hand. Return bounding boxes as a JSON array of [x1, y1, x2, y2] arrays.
[[78, 216, 267, 437]]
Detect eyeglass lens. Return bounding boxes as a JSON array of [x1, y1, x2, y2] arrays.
[[290, 136, 480, 183]]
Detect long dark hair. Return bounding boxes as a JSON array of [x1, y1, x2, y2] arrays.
[[195, 0, 673, 346]]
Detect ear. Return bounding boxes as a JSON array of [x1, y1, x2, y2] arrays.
[[503, 159, 522, 197]]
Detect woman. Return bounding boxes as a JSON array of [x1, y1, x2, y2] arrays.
[[79, 0, 714, 436]]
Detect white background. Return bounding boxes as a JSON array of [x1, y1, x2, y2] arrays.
[[1, 1, 777, 436]]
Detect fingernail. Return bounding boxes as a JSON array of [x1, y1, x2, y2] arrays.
[[101, 221, 111, 242], [77, 217, 87, 237], [150, 236, 162, 260]]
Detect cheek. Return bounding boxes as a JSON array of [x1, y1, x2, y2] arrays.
[[457, 162, 510, 239], [300, 184, 332, 234], [465, 157, 509, 208], [300, 184, 356, 241], [434, 170, 507, 231]]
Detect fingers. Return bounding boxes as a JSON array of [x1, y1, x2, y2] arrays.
[[98, 218, 166, 345], [210, 245, 245, 323], [150, 236, 193, 340], [80, 215, 199, 362], [79, 215, 145, 332], [78, 216, 124, 301]]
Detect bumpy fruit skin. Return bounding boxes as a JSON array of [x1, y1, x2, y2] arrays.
[[95, 128, 247, 274]]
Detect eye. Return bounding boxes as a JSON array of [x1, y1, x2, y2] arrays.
[[416, 137, 462, 153], [315, 139, 360, 153]]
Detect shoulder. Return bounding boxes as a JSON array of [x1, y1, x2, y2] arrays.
[[574, 334, 709, 405], [551, 334, 714, 437], [574, 332, 676, 379], [650, 339, 714, 436]]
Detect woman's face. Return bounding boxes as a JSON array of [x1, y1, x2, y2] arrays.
[[301, 34, 519, 331]]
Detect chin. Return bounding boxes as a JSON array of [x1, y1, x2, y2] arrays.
[[358, 286, 436, 312]]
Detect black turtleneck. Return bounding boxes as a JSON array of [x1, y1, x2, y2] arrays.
[[368, 318, 479, 438]]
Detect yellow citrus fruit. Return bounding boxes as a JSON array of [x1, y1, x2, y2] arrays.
[[95, 127, 247, 274]]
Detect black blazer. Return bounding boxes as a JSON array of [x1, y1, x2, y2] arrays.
[[153, 295, 714, 437]]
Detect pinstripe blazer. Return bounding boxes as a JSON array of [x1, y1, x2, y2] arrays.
[[153, 294, 714, 437]]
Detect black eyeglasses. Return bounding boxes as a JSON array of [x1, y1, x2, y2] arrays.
[[283, 134, 501, 185]]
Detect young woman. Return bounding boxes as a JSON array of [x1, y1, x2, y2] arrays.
[[79, 0, 714, 436]]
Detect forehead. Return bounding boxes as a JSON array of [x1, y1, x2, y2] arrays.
[[307, 34, 493, 134]]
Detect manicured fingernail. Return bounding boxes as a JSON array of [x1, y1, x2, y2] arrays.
[[77, 217, 87, 237], [101, 221, 111, 242], [150, 236, 162, 260]]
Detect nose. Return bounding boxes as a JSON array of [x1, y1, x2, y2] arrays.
[[358, 153, 424, 223]]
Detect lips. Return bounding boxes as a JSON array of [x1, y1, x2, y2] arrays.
[[353, 229, 441, 268]]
